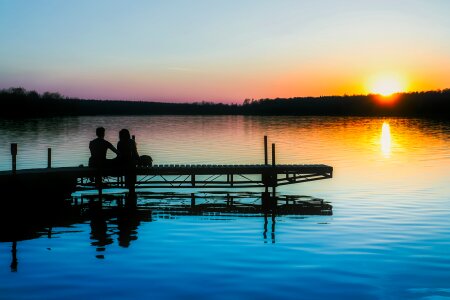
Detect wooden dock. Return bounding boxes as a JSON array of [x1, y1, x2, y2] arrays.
[[0, 164, 333, 209], [0, 137, 333, 204], [0, 163, 332, 188]]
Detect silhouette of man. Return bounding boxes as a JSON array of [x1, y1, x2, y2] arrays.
[[89, 127, 118, 167]]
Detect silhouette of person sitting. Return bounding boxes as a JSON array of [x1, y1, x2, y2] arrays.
[[117, 129, 139, 167], [89, 127, 118, 168], [117, 129, 139, 194]]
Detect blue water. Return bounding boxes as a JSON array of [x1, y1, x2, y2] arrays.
[[0, 116, 449, 299]]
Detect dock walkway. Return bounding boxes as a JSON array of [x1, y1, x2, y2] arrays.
[[0, 163, 332, 189], [1, 137, 333, 203]]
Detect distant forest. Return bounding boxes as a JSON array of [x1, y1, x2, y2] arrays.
[[1, 87, 449, 118]]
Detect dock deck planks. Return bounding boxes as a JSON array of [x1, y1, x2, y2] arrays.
[[0, 163, 333, 194], [0, 164, 332, 177]]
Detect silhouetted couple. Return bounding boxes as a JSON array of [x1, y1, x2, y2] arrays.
[[89, 127, 139, 168]]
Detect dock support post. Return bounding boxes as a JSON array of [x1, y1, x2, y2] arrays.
[[191, 174, 196, 187], [11, 143, 17, 174], [126, 192, 137, 208], [272, 143, 276, 167], [271, 143, 277, 207], [272, 186, 276, 206], [47, 148, 52, 168], [98, 176, 103, 200], [262, 192, 277, 211], [263, 136, 269, 193], [262, 192, 270, 210], [225, 193, 234, 206], [129, 182, 136, 195], [264, 136, 268, 165], [191, 193, 196, 208]]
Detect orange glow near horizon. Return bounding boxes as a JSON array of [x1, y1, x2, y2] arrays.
[[367, 74, 407, 96]]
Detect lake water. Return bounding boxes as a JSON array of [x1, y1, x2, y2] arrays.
[[0, 116, 449, 299]]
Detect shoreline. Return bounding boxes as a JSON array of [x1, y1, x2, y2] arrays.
[[1, 87, 449, 119]]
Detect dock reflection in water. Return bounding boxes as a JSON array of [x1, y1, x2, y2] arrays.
[[0, 192, 331, 271]]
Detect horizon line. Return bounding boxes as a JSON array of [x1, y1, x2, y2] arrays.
[[1, 86, 449, 105]]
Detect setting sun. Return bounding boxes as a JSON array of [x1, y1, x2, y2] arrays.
[[368, 75, 407, 96]]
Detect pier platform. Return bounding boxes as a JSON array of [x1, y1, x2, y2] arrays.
[[1, 137, 333, 205], [0, 163, 332, 189], [0, 164, 332, 203]]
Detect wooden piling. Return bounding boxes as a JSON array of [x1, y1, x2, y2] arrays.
[[126, 192, 137, 208], [11, 143, 17, 174], [47, 148, 52, 168], [272, 187, 276, 205], [272, 143, 276, 166], [272, 143, 276, 200], [129, 178, 136, 195], [262, 192, 268, 209], [191, 193, 196, 207], [264, 136, 268, 165]]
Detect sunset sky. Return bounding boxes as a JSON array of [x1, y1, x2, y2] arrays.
[[1, 0, 450, 102]]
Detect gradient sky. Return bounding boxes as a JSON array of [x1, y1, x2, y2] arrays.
[[1, 0, 450, 102]]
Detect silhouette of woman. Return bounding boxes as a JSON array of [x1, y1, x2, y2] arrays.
[[117, 129, 139, 194], [117, 129, 139, 167]]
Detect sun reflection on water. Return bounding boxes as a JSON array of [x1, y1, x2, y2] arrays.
[[381, 122, 391, 157]]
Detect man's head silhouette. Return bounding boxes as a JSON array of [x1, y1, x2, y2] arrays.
[[96, 127, 105, 139]]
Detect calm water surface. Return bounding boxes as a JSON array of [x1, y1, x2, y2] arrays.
[[0, 116, 449, 300]]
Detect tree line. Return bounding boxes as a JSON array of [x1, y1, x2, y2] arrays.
[[1, 87, 449, 118]]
